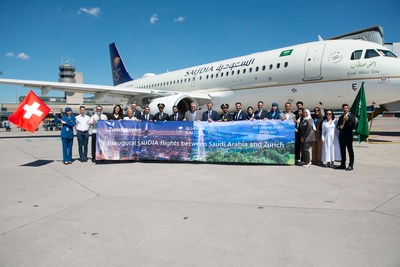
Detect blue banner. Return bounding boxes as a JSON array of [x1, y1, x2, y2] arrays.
[[96, 120, 295, 164]]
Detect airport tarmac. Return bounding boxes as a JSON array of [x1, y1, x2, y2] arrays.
[[0, 116, 399, 267]]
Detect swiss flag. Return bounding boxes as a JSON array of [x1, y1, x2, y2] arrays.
[[9, 90, 51, 133]]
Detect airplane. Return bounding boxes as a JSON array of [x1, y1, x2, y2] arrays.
[[0, 39, 399, 115]]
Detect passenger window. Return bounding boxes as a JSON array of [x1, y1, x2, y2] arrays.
[[249, 68, 252, 73], [255, 66, 259, 72], [284, 62, 288, 68], [206, 75, 209, 79], [262, 65, 266, 71], [351, 50, 363, 60], [193, 77, 195, 81], [269, 64, 273, 70], [237, 70, 240, 75], [188, 78, 191, 82], [365, 49, 380, 59], [199, 76, 202, 80], [276, 63, 280, 69], [211, 74, 213, 79], [216, 73, 219, 78], [231, 71, 234, 75], [221, 72, 224, 77], [226, 72, 229, 76], [243, 69, 246, 74]]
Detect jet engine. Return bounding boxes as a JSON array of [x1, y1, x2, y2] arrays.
[[148, 94, 197, 115]]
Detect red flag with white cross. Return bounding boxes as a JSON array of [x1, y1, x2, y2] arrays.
[[9, 90, 51, 133]]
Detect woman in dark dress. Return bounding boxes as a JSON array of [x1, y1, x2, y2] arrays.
[[108, 104, 124, 120]]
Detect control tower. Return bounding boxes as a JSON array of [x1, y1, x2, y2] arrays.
[[58, 63, 83, 104], [59, 63, 76, 83]]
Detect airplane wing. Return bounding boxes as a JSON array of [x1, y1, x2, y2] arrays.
[[0, 78, 212, 100], [0, 78, 152, 96]]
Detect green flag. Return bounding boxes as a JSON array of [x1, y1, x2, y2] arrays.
[[350, 82, 369, 143]]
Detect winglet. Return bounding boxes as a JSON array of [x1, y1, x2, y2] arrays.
[[318, 35, 324, 41], [109, 43, 133, 86]]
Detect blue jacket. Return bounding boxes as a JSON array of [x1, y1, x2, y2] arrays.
[[56, 115, 76, 139], [202, 110, 219, 121]]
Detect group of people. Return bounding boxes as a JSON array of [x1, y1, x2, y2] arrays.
[[294, 102, 356, 171], [55, 100, 356, 170]]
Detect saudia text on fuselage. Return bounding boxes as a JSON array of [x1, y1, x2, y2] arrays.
[[185, 58, 256, 76]]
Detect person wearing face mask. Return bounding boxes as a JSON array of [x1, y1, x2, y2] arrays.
[[54, 107, 76, 165], [89, 105, 107, 162]]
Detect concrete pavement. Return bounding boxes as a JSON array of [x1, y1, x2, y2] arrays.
[[0, 117, 399, 267]]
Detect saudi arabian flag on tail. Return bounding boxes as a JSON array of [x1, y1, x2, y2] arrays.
[[350, 82, 369, 143]]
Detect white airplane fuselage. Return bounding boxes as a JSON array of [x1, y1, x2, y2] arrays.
[[118, 39, 400, 113]]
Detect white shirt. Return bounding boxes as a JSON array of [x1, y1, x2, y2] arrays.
[[89, 113, 107, 134], [75, 114, 90, 131], [124, 116, 138, 121]]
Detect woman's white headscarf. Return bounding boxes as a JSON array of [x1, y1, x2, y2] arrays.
[[303, 109, 316, 131]]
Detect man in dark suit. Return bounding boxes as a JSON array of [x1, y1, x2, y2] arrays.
[[218, 103, 233, 121], [202, 102, 219, 122], [130, 101, 142, 119], [233, 102, 247, 121], [336, 103, 356, 171], [169, 106, 184, 121], [254, 100, 268, 120], [140, 106, 155, 121], [293, 101, 304, 120], [154, 103, 170, 121]]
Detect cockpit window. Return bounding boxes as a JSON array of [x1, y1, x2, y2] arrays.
[[378, 49, 397, 58], [365, 49, 380, 59], [351, 50, 362, 60]]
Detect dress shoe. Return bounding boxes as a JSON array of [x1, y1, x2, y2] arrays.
[[346, 166, 353, 171], [335, 165, 346, 170]]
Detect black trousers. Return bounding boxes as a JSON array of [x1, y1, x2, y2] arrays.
[[91, 133, 97, 160], [339, 135, 354, 167], [77, 130, 89, 160]]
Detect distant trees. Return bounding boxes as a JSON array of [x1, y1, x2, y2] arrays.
[[206, 143, 295, 164]]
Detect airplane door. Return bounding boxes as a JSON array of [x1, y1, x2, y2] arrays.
[[304, 44, 325, 80]]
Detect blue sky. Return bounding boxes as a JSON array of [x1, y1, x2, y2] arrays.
[[0, 0, 399, 103]]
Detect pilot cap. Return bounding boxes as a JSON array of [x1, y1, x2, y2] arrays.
[[221, 103, 229, 109], [65, 107, 72, 112], [157, 103, 165, 108]]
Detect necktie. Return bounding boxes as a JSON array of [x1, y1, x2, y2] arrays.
[[146, 114, 149, 121], [208, 111, 211, 119]]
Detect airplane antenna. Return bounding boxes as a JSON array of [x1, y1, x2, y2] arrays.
[[318, 35, 324, 41]]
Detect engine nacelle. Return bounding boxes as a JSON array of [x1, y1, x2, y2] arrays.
[[148, 94, 197, 116]]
